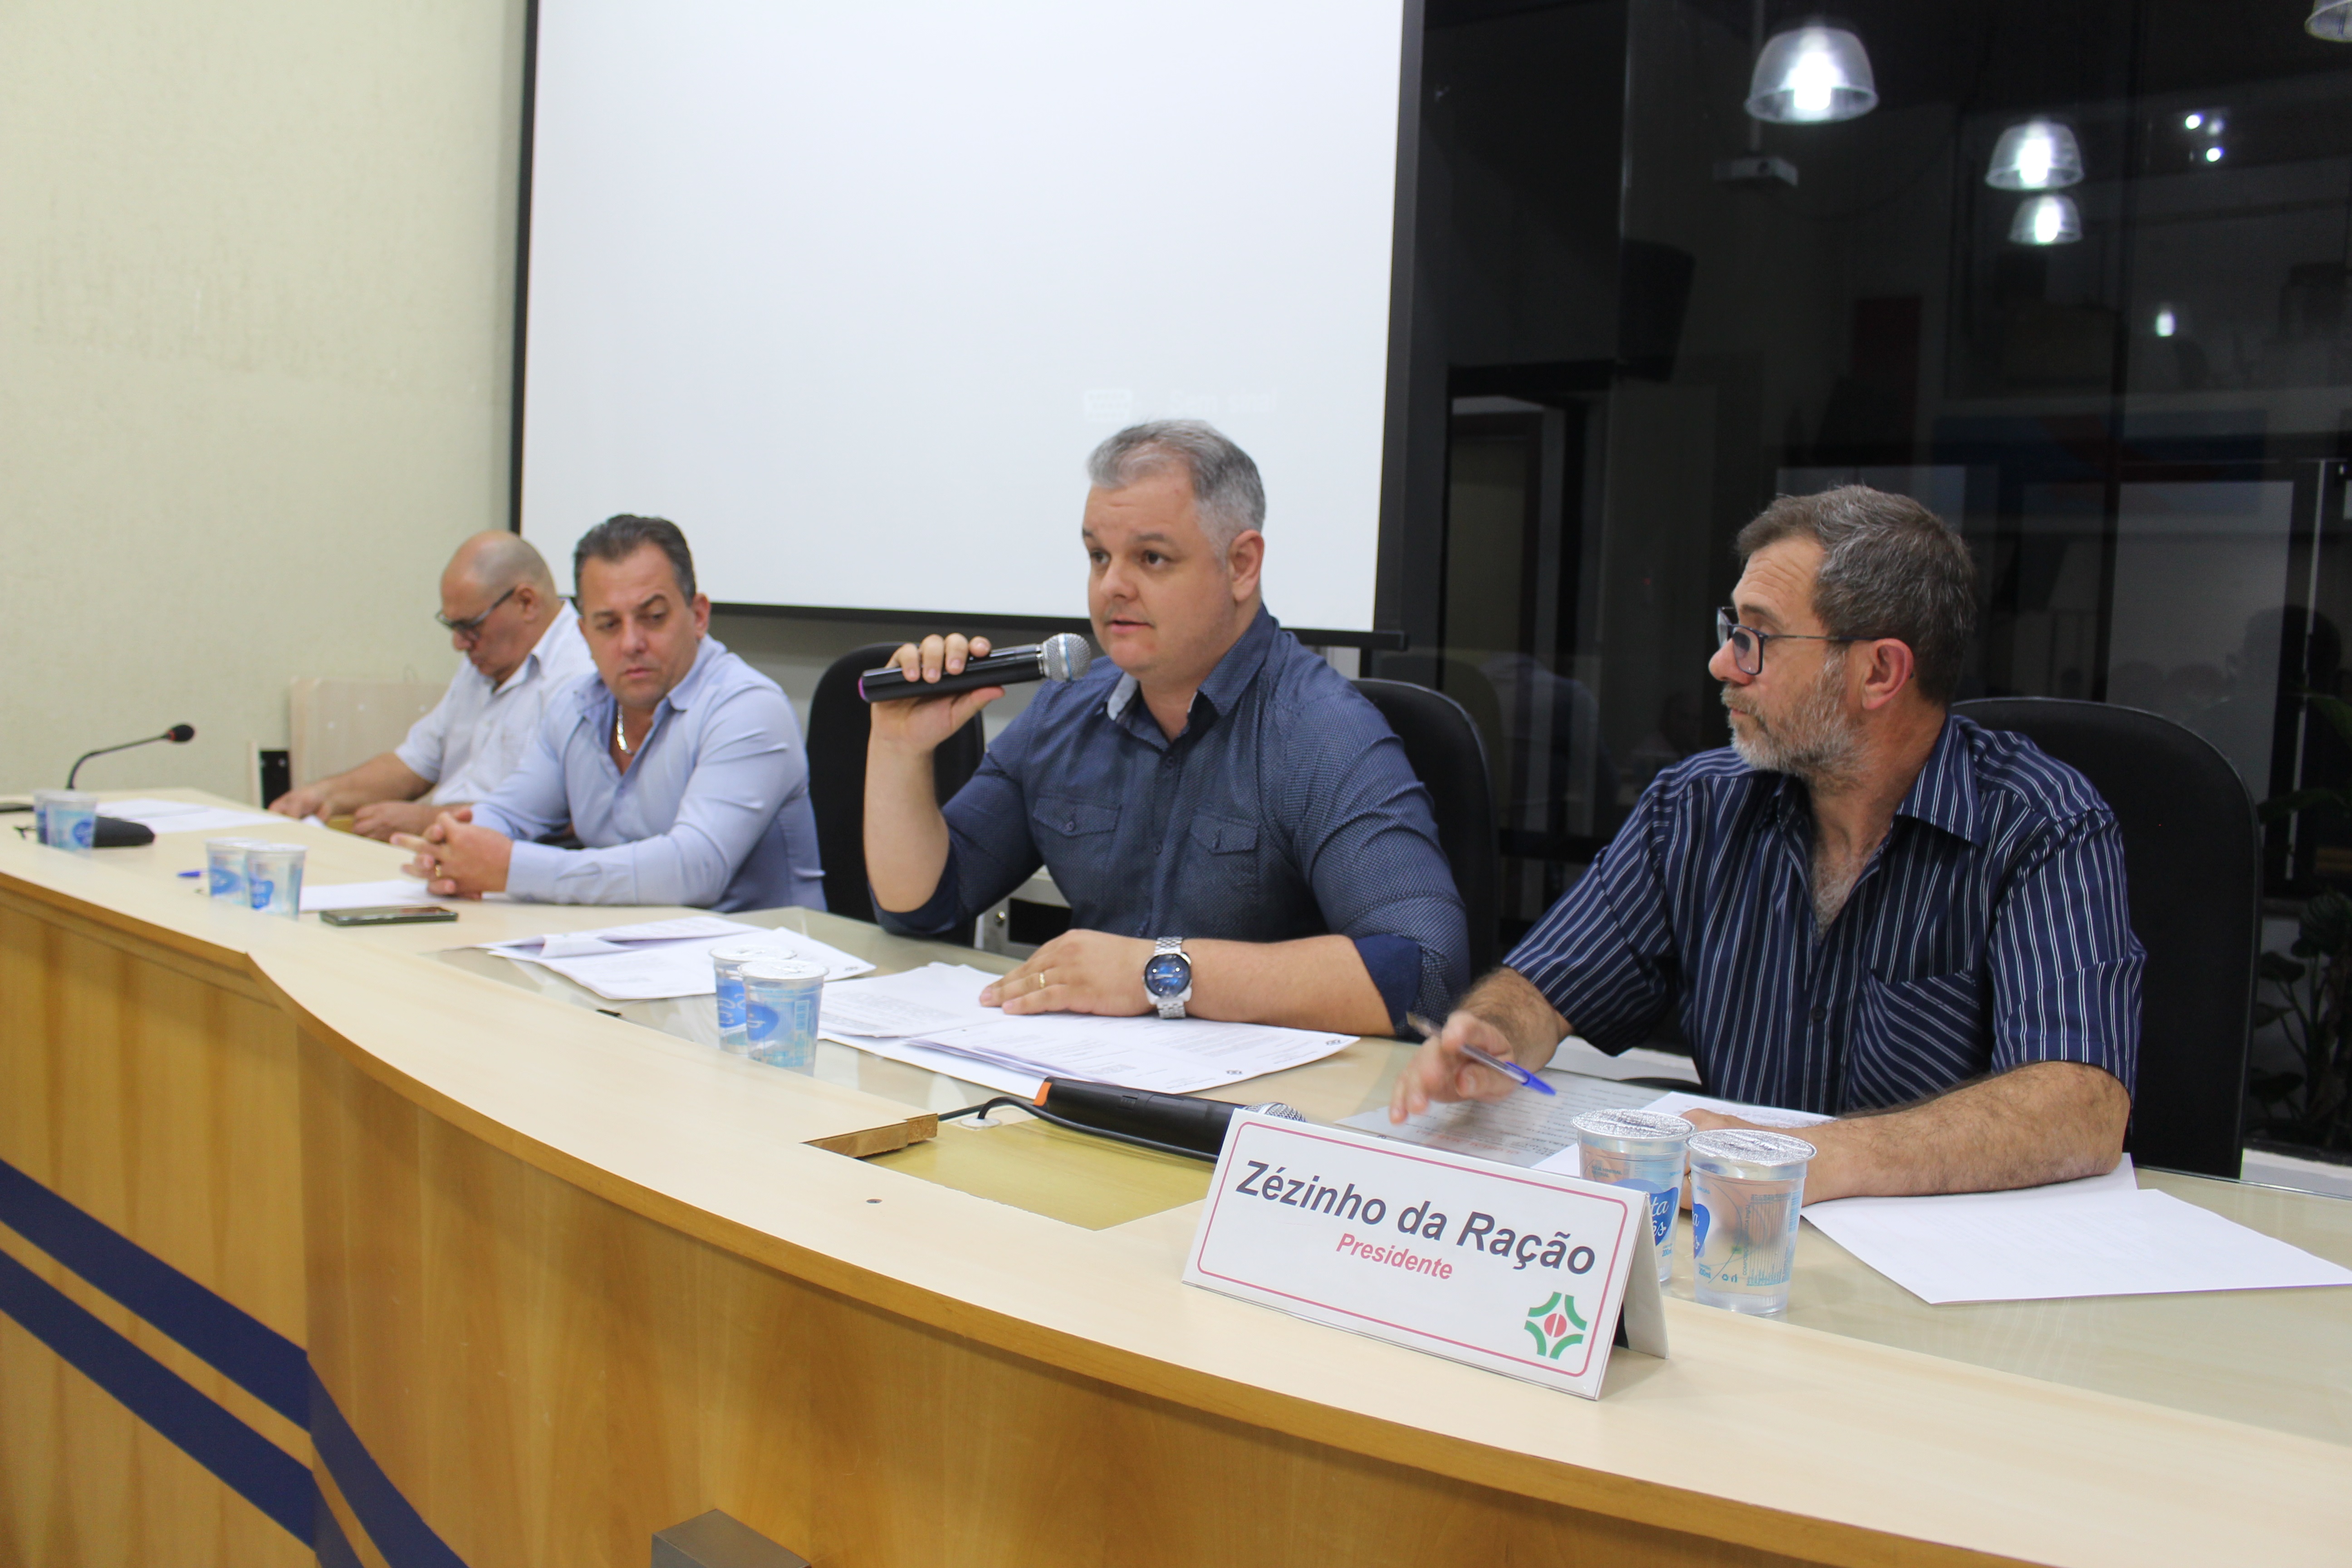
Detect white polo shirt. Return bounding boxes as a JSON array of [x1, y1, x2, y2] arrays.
[[394, 603, 596, 805]]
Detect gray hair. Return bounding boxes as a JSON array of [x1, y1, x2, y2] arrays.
[[574, 514, 696, 602], [1735, 485, 1977, 704], [1086, 420, 1266, 552]]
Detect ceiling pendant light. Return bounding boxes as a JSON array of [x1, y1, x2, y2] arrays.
[[2009, 193, 2083, 246], [2308, 0, 2352, 40], [1986, 118, 2084, 191], [1745, 24, 1878, 124]]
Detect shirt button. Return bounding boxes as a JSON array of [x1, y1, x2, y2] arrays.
[[1063, 818, 1076, 832], [1810, 1005, 1826, 1022]]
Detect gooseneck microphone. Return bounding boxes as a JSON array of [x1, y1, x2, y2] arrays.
[[65, 724, 197, 789], [1033, 1079, 1305, 1159], [858, 633, 1092, 702]]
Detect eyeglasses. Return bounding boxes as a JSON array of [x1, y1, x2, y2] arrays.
[[1715, 607, 1857, 676], [436, 584, 519, 642]]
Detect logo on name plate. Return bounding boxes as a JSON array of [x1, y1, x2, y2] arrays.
[[1522, 1292, 1587, 1359]]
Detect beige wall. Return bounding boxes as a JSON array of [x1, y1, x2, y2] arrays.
[[1, 1, 529, 802]]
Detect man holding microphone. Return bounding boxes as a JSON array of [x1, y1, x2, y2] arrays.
[[866, 421, 1470, 1035]]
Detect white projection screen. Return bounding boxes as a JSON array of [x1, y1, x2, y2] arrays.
[[519, 0, 1411, 633]]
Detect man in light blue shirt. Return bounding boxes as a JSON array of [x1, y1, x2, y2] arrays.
[[396, 516, 824, 912]]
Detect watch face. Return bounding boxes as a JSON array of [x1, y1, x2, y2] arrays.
[[1143, 952, 1191, 997]]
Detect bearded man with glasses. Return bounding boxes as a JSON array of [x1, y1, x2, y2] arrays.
[[268, 532, 593, 840], [1392, 486, 2144, 1205]]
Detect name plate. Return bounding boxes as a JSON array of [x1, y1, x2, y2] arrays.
[[1184, 1112, 1667, 1400]]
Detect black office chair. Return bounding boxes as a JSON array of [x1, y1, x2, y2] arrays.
[[807, 642, 988, 925], [1953, 697, 2260, 1177], [1352, 678, 1501, 979]]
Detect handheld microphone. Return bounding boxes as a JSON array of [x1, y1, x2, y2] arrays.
[[66, 724, 197, 789], [1033, 1078, 1305, 1158], [858, 634, 1092, 702]]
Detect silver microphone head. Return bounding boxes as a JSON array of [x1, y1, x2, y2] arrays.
[[1039, 632, 1094, 682], [1242, 1102, 1306, 1122]]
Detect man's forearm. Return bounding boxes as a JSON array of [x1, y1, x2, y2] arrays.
[[1788, 1062, 2129, 1204], [314, 753, 431, 815], [862, 740, 953, 913], [1458, 966, 1572, 1066], [1186, 935, 1393, 1034]]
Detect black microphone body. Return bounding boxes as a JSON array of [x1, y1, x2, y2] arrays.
[[65, 725, 197, 789], [1035, 1078, 1303, 1156], [858, 634, 1092, 702]]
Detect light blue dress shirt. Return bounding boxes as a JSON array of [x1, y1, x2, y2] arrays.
[[471, 637, 825, 913]]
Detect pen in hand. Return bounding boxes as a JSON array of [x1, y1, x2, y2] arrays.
[[1404, 1012, 1556, 1098]]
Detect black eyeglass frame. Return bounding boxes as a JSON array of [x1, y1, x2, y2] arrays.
[[1715, 607, 1862, 676], [436, 584, 520, 640]]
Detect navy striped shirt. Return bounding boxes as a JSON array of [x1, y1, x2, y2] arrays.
[[1507, 715, 2142, 1113]]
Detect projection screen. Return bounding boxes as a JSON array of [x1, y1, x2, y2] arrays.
[[517, 0, 1410, 634]]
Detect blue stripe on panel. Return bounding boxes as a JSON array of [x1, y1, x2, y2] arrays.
[[316, 1489, 369, 1568], [0, 1155, 310, 1427], [309, 1369, 472, 1568], [0, 1247, 316, 1540]]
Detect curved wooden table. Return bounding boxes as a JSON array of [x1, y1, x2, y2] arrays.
[[2, 793, 2347, 1568]]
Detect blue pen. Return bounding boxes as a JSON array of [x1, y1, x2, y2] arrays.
[[1406, 1012, 1555, 1097], [176, 869, 202, 878]]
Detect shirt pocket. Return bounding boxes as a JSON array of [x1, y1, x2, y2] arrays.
[[1846, 968, 1990, 1111], [1032, 793, 1122, 891], [1178, 812, 1261, 913]]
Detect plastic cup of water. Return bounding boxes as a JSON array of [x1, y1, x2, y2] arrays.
[[1687, 1128, 1817, 1316], [741, 958, 825, 1072], [710, 941, 783, 1054], [244, 844, 307, 918], [206, 838, 265, 903], [39, 790, 97, 854], [1573, 1108, 1695, 1286]]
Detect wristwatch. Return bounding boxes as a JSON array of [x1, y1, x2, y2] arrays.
[[1143, 936, 1193, 1019]]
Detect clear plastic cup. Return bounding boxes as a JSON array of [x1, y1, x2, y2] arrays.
[[244, 843, 308, 918], [206, 838, 265, 903], [38, 790, 97, 854], [741, 958, 825, 1072], [1688, 1128, 1817, 1316], [710, 940, 783, 1054], [1573, 1108, 1695, 1286]]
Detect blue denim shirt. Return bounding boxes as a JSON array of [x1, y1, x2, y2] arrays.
[[473, 637, 825, 913], [1508, 716, 2142, 1113], [877, 609, 1470, 1024]]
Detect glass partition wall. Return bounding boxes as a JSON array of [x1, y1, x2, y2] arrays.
[[1392, 0, 2352, 946]]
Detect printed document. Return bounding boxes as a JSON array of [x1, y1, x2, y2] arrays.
[[819, 962, 1352, 1094], [299, 878, 452, 912], [484, 917, 874, 1001], [100, 798, 281, 835], [1341, 1073, 1656, 1167]]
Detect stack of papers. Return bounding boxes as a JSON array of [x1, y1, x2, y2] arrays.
[[1337, 1073, 1656, 1166], [100, 798, 281, 835], [484, 916, 875, 1001], [818, 962, 1354, 1097]]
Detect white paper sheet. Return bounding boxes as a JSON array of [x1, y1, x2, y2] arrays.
[[482, 914, 758, 954], [1339, 1073, 1656, 1168], [99, 799, 282, 835], [299, 878, 451, 912], [1639, 1090, 1834, 1130], [485, 917, 875, 1000], [1804, 1159, 2352, 1304], [817, 963, 1351, 1094]]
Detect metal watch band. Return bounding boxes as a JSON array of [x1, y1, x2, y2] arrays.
[[1153, 935, 1189, 1019]]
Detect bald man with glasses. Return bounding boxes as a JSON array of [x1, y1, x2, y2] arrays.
[[268, 532, 594, 840]]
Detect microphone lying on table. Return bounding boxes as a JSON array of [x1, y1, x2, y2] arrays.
[[938, 1078, 1306, 1161], [857, 634, 1093, 702]]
